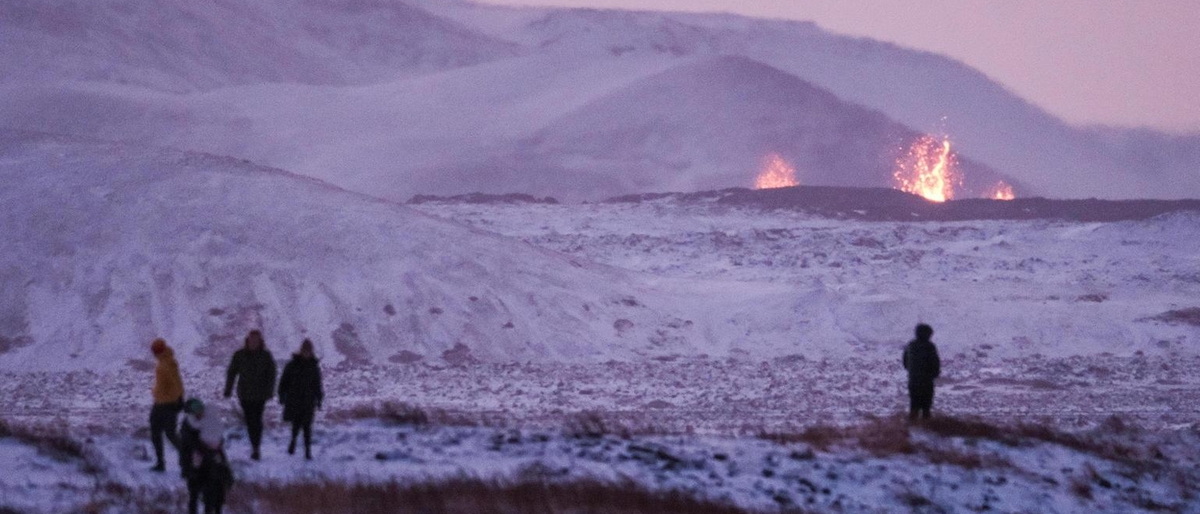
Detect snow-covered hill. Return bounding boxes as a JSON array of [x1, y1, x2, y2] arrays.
[[0, 0, 518, 90], [445, 2, 1200, 199], [419, 55, 1017, 200], [0, 131, 701, 371], [3, 0, 1196, 200]]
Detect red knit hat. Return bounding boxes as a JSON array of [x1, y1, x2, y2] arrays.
[[150, 338, 167, 355]]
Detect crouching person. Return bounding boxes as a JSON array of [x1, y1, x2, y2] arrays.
[[180, 399, 235, 514]]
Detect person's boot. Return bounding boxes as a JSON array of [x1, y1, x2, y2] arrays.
[[305, 441, 312, 460], [287, 438, 296, 455], [251, 447, 261, 461], [150, 462, 166, 472]]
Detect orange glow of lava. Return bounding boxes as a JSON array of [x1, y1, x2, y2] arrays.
[[754, 153, 799, 190], [893, 135, 962, 202], [985, 181, 1015, 200]]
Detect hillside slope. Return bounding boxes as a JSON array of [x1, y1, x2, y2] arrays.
[[524, 56, 1014, 198], [0, 131, 694, 371], [0, 0, 518, 90]]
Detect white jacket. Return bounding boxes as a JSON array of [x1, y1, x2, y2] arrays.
[[183, 412, 224, 450]]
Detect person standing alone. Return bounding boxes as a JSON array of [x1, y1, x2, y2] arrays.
[[224, 330, 276, 460], [902, 323, 941, 421], [278, 339, 324, 460], [149, 338, 184, 472]]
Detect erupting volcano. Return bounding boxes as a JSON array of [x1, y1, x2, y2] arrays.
[[985, 181, 1016, 200], [754, 153, 799, 189], [893, 135, 961, 202]]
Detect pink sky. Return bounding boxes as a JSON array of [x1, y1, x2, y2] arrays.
[[480, 0, 1200, 133]]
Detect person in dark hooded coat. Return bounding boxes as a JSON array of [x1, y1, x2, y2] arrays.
[[278, 339, 323, 460], [224, 330, 276, 460], [902, 323, 941, 421]]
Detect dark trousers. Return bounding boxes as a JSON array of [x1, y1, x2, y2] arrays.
[[239, 399, 266, 451], [289, 420, 313, 455], [188, 477, 225, 514], [149, 403, 180, 465], [908, 380, 935, 420]]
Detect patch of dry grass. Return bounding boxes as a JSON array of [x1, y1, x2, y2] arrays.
[[759, 416, 914, 455], [325, 401, 489, 428], [0, 416, 86, 462], [759, 415, 1152, 472], [928, 415, 1152, 469], [1141, 307, 1200, 327], [224, 478, 767, 514], [561, 410, 677, 440]]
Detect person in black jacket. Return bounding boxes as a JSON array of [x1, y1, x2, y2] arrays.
[[224, 330, 276, 460], [278, 339, 324, 460], [902, 323, 941, 421]]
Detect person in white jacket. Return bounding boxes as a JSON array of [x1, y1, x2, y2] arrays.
[[179, 399, 232, 514]]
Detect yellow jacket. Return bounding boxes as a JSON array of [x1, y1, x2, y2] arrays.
[[153, 346, 184, 404]]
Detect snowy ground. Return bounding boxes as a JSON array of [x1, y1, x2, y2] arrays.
[[411, 199, 1200, 358], [2, 412, 1198, 513], [3, 197, 1199, 512]]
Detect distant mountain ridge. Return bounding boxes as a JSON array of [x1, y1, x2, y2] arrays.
[[473, 4, 1200, 199], [0, 0, 1196, 200], [0, 0, 519, 90]]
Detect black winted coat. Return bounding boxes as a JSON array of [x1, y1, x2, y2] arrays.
[[278, 355, 323, 425], [179, 421, 202, 479], [903, 339, 941, 384], [224, 348, 277, 403]]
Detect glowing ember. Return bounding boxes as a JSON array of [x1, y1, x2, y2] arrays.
[[754, 153, 799, 189], [893, 135, 961, 202], [985, 181, 1015, 200]]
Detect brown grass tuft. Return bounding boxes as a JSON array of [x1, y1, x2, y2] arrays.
[[760, 416, 916, 456], [326, 402, 488, 428], [560, 411, 677, 439], [377, 401, 430, 426], [564, 410, 612, 438], [1141, 307, 1200, 327], [0, 416, 85, 461], [1069, 474, 1093, 501]]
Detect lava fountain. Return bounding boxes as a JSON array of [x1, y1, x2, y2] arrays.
[[754, 153, 799, 189], [984, 181, 1016, 200], [893, 135, 961, 202]]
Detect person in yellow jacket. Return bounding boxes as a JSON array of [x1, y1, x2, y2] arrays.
[[150, 338, 185, 472]]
